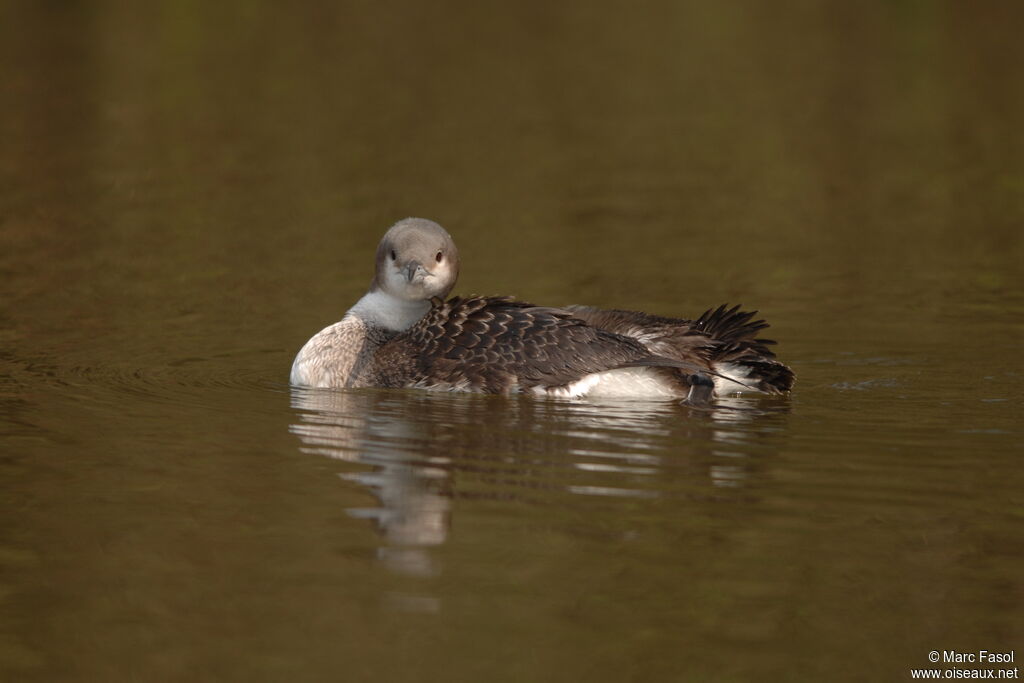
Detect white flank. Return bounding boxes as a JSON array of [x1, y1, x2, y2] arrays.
[[538, 367, 682, 400], [290, 316, 366, 387], [712, 362, 758, 395]]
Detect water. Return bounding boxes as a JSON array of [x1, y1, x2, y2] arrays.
[[2, 1, 1022, 681]]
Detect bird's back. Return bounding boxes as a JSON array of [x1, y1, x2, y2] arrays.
[[369, 296, 703, 395]]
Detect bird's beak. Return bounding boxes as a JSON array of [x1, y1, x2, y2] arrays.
[[402, 260, 427, 283]]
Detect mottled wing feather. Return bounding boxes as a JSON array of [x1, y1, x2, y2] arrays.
[[372, 296, 669, 393]]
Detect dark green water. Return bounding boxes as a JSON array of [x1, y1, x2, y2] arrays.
[[2, 2, 1022, 681]]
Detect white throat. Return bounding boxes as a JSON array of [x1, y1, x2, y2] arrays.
[[348, 289, 431, 332]]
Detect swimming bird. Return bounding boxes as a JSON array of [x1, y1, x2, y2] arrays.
[[290, 218, 794, 402]]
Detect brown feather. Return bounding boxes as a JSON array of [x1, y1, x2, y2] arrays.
[[368, 296, 708, 394]]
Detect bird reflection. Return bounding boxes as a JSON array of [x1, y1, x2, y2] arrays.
[[290, 388, 452, 579], [289, 388, 790, 590]]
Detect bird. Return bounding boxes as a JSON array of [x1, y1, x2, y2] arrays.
[[290, 218, 794, 403]]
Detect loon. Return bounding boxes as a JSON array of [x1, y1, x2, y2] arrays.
[[290, 218, 794, 402]]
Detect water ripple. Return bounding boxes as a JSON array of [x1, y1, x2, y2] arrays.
[[4, 347, 287, 409]]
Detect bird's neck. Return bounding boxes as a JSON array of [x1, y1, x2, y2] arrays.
[[348, 289, 431, 332]]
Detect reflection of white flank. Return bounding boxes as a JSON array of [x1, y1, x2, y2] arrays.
[[709, 464, 745, 488], [574, 462, 658, 475], [568, 448, 660, 465], [567, 485, 659, 498]]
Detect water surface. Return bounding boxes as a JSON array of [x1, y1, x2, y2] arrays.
[[1, 1, 1022, 681]]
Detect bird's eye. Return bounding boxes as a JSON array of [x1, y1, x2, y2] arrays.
[[390, 250, 396, 260], [435, 251, 444, 263]]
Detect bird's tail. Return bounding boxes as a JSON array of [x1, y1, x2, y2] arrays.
[[692, 304, 795, 395]]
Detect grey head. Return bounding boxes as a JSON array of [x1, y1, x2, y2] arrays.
[[371, 218, 460, 302]]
